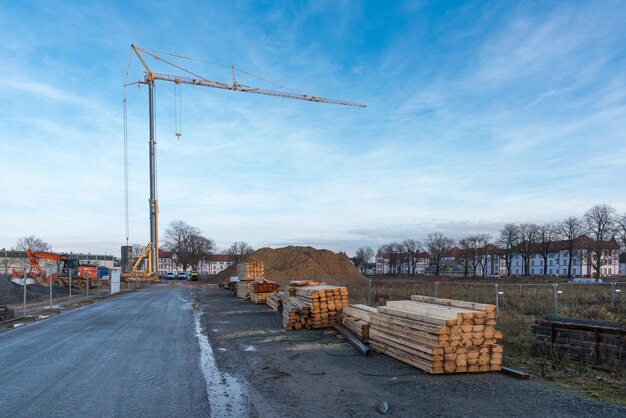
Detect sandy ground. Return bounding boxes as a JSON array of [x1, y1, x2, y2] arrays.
[[194, 284, 626, 418]]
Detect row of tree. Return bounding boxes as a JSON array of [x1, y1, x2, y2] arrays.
[[5, 223, 255, 275], [354, 204, 626, 279], [162, 221, 255, 272]]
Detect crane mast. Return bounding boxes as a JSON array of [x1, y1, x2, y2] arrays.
[[129, 44, 366, 274]]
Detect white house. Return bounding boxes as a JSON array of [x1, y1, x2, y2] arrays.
[[509, 236, 620, 277], [376, 251, 430, 275]]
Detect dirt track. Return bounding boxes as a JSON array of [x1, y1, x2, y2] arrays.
[[194, 284, 625, 418]]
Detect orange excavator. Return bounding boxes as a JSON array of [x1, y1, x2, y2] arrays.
[[11, 249, 99, 289]]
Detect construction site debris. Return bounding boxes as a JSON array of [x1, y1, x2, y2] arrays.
[[368, 295, 503, 374]]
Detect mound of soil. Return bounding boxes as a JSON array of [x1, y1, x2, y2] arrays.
[[0, 277, 70, 306], [212, 246, 366, 284]]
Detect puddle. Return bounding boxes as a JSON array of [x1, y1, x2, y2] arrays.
[[242, 345, 257, 352], [194, 310, 247, 417]]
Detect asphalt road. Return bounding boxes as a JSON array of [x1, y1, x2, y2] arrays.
[[0, 286, 211, 418]]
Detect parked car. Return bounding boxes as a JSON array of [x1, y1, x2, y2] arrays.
[[166, 272, 174, 280], [190, 271, 199, 281], [178, 272, 187, 280]]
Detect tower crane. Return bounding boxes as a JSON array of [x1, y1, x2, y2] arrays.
[[125, 44, 366, 279]]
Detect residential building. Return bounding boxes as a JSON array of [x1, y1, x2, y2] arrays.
[[376, 251, 430, 275], [508, 236, 620, 277]]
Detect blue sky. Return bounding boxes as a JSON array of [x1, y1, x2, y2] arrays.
[[1, 1, 625, 256]]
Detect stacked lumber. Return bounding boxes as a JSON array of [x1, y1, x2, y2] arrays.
[[296, 285, 349, 328], [281, 285, 349, 330], [282, 292, 311, 330], [237, 261, 265, 281], [249, 279, 279, 304], [341, 304, 376, 344], [236, 280, 251, 299], [266, 292, 283, 312], [368, 295, 503, 374], [287, 280, 321, 296], [236, 261, 265, 299]]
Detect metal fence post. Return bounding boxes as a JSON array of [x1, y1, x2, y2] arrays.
[[434, 281, 439, 298], [611, 282, 616, 308], [69, 269, 72, 303], [23, 269, 27, 317], [86, 273, 90, 299], [367, 277, 372, 305], [495, 284, 499, 313], [553, 283, 558, 316], [49, 273, 52, 309]]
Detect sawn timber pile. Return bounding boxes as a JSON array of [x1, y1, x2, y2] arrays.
[[250, 279, 279, 304], [282, 284, 349, 330], [368, 295, 503, 374], [212, 246, 366, 284], [341, 304, 375, 344], [236, 261, 266, 299]]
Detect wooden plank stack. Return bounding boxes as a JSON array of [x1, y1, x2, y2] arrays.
[[250, 279, 279, 304], [236, 280, 251, 299], [368, 295, 503, 374], [237, 261, 265, 281], [266, 292, 283, 312], [341, 304, 376, 344], [236, 261, 265, 299], [281, 284, 349, 331]]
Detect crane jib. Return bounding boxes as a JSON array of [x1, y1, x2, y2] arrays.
[[149, 73, 367, 108]]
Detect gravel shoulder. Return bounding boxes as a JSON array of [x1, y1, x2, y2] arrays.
[[194, 284, 626, 418]]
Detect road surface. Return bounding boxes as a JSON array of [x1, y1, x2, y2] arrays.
[[0, 286, 213, 417]]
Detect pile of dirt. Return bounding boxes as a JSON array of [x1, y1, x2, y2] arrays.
[[0, 277, 70, 306], [212, 246, 366, 284]]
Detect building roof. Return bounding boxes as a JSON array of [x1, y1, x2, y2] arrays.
[[158, 249, 174, 258], [209, 254, 230, 262]]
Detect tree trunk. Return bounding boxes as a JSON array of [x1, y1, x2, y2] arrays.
[[567, 248, 573, 278]]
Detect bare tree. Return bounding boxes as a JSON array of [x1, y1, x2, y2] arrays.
[[614, 212, 626, 252], [475, 234, 491, 277], [402, 239, 422, 275], [557, 216, 585, 279], [537, 223, 557, 276], [355, 247, 375, 274], [517, 223, 539, 275], [583, 204, 616, 280], [227, 241, 254, 264], [163, 220, 215, 273], [13, 235, 52, 252], [497, 224, 520, 276], [458, 238, 473, 278], [425, 233, 455, 277], [383, 243, 404, 275]]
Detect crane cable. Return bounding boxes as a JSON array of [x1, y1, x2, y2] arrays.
[[123, 51, 132, 246], [135, 45, 301, 94], [174, 83, 182, 139]]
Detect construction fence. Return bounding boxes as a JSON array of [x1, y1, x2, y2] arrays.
[[267, 276, 625, 361], [0, 266, 142, 323]]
